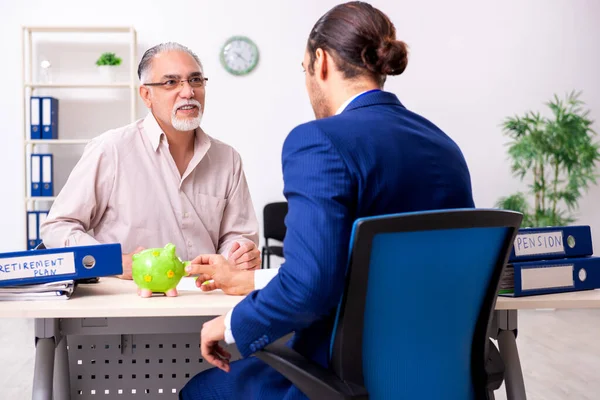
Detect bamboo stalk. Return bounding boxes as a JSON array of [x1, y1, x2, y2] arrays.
[[534, 161, 540, 226], [552, 160, 559, 225], [540, 158, 545, 211]]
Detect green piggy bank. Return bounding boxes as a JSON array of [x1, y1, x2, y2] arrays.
[[131, 243, 190, 297]]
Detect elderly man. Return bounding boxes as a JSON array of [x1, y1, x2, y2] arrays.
[[40, 42, 260, 291]]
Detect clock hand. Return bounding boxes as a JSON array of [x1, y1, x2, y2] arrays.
[[234, 52, 249, 63]]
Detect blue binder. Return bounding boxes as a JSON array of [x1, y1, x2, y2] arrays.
[[499, 256, 600, 297], [41, 154, 54, 197], [509, 225, 593, 262], [30, 96, 42, 139], [41, 96, 59, 140], [30, 154, 42, 197], [0, 243, 123, 287], [26, 211, 41, 250], [38, 211, 48, 246]]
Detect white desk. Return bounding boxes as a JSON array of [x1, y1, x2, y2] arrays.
[[0, 277, 243, 400], [0, 276, 243, 318], [493, 290, 600, 400], [497, 290, 600, 310], [3, 279, 598, 400]]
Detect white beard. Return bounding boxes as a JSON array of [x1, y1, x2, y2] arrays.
[[171, 112, 203, 131], [171, 99, 203, 131]]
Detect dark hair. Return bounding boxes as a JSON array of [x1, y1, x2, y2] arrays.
[[307, 1, 408, 86]]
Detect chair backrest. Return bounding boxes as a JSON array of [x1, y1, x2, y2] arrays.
[[330, 209, 522, 400], [263, 202, 288, 242]]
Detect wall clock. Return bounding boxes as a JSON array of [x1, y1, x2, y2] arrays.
[[220, 36, 259, 76]]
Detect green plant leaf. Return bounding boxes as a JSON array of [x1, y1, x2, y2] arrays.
[[96, 52, 122, 66], [499, 90, 599, 227]]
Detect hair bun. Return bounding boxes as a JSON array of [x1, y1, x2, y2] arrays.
[[375, 39, 409, 76]]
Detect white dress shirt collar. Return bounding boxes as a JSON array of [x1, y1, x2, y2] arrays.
[[335, 90, 370, 115]]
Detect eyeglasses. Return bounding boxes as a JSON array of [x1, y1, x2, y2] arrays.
[[144, 77, 208, 90]]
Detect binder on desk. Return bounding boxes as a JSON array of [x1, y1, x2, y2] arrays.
[[30, 96, 42, 139], [0, 243, 123, 287], [26, 211, 41, 250], [499, 256, 600, 297], [41, 96, 59, 139], [30, 154, 42, 196], [509, 225, 593, 262], [41, 154, 53, 196], [0, 280, 75, 301]]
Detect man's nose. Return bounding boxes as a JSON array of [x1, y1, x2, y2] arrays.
[[179, 81, 195, 98]]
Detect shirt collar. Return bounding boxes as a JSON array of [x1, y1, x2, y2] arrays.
[[335, 90, 370, 115], [143, 113, 166, 152], [142, 112, 210, 153]]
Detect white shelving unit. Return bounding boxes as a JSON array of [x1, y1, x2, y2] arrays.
[[21, 26, 138, 249], [25, 82, 134, 88]]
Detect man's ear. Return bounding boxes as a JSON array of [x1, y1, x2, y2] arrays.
[[313, 48, 328, 82], [139, 85, 152, 108]]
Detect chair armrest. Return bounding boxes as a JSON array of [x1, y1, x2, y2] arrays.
[[485, 338, 504, 391], [253, 337, 368, 400]]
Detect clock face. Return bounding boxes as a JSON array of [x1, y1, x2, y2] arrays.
[[220, 36, 259, 76]]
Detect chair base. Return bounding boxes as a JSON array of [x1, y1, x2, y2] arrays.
[[254, 337, 368, 400]]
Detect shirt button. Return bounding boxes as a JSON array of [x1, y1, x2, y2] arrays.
[[183, 212, 189, 218], [187, 241, 193, 247]]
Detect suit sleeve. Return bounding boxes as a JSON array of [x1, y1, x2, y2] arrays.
[[230, 123, 355, 358]]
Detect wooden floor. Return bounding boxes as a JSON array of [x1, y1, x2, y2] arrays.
[[495, 309, 600, 400], [1, 309, 600, 399]]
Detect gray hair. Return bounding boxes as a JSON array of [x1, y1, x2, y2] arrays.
[[137, 42, 203, 83]]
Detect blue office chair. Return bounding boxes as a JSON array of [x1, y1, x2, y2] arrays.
[[254, 208, 522, 400]]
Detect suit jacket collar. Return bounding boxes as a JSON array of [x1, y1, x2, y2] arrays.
[[343, 89, 405, 113]]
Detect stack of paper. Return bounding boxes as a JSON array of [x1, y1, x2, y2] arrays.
[[498, 266, 514, 294], [0, 280, 75, 301]]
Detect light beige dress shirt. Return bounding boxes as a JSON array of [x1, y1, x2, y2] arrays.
[[40, 113, 259, 262]]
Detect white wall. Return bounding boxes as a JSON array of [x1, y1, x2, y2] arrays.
[[0, 1, 599, 398], [0, 0, 599, 254]]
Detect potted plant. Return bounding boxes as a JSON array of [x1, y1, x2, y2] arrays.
[[96, 52, 122, 82], [495, 91, 600, 227]]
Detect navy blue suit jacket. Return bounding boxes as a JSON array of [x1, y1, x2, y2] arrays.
[[231, 89, 474, 391]]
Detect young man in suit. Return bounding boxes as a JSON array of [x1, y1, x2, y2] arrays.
[[181, 1, 475, 398]]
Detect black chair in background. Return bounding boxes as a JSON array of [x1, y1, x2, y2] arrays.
[[262, 202, 288, 269]]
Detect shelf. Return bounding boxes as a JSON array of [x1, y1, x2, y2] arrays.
[[26, 139, 91, 145], [23, 26, 134, 33], [25, 82, 135, 89], [22, 25, 138, 250], [27, 197, 56, 202]]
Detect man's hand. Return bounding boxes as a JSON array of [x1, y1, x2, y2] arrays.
[[185, 254, 255, 296], [200, 315, 230, 372], [118, 246, 145, 280], [228, 241, 261, 270]]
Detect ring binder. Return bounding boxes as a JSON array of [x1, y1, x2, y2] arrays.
[[0, 243, 123, 287]]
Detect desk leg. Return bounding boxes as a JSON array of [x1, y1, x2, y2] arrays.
[[33, 318, 65, 400], [493, 310, 527, 400], [32, 338, 55, 400], [53, 335, 71, 400]]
